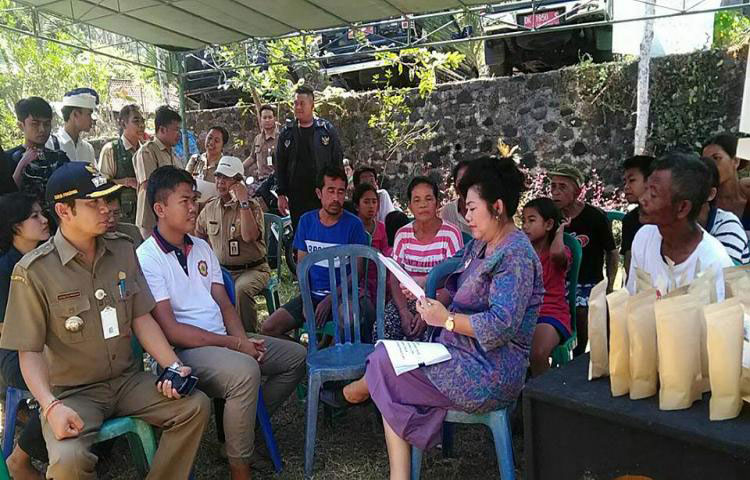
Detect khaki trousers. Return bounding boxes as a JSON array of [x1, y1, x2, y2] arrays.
[[230, 264, 272, 333], [44, 370, 210, 480], [177, 334, 306, 464]]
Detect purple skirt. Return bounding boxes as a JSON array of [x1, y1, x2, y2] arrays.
[[365, 344, 453, 450]]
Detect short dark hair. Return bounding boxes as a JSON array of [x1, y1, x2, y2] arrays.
[[353, 182, 378, 208], [119, 104, 141, 126], [450, 160, 472, 186], [295, 85, 315, 101], [208, 125, 229, 146], [700, 156, 721, 204], [0, 193, 39, 251], [15, 97, 52, 122], [651, 152, 710, 221], [259, 104, 274, 116], [623, 155, 654, 179], [458, 156, 527, 218], [524, 197, 562, 243], [61, 106, 80, 122], [147, 166, 196, 213], [704, 133, 737, 158], [353, 166, 378, 187], [105, 189, 123, 205], [385, 210, 410, 247], [316, 165, 347, 189], [407, 176, 439, 202], [154, 106, 181, 132]]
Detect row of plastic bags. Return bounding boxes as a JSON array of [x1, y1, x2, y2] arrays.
[[587, 265, 750, 421]]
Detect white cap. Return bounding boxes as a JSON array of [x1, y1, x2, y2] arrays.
[[215, 156, 245, 179], [62, 88, 99, 110]]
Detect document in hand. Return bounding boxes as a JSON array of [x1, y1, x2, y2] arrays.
[[377, 253, 426, 299], [195, 178, 218, 203], [376, 340, 451, 376]]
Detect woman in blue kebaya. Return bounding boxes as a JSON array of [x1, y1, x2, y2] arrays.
[[340, 156, 544, 480]]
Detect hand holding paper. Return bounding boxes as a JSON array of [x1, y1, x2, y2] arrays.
[[377, 253, 425, 300]]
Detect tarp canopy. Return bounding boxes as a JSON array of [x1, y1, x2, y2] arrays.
[[18, 0, 490, 50]]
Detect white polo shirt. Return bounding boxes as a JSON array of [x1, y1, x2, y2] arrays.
[[137, 230, 227, 335], [46, 126, 96, 164]]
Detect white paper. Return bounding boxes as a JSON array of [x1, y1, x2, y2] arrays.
[[195, 178, 217, 203], [377, 252, 425, 299], [376, 340, 451, 375]]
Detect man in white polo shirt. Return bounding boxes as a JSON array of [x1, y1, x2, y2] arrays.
[[136, 166, 306, 479], [46, 88, 98, 164]]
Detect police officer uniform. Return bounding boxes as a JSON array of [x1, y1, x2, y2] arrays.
[[0, 162, 209, 480], [133, 136, 179, 237], [196, 157, 271, 333], [98, 134, 140, 224], [275, 117, 344, 231]]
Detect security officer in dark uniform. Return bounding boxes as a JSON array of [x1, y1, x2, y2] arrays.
[[275, 85, 344, 231]]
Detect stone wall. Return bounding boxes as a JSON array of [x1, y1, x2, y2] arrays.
[[183, 47, 747, 203]]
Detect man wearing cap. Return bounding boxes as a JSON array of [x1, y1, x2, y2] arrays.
[[0, 162, 210, 480], [46, 88, 98, 165], [549, 164, 618, 357], [98, 104, 145, 224], [137, 166, 306, 479], [134, 105, 182, 239], [196, 156, 271, 333]]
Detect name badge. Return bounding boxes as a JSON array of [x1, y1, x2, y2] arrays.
[[229, 240, 240, 257], [266, 155, 273, 166], [101, 306, 119, 339]]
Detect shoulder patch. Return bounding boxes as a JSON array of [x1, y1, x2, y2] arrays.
[[16, 241, 55, 269], [103, 231, 134, 243]]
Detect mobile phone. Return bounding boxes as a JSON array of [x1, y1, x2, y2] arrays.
[[155, 367, 199, 396]]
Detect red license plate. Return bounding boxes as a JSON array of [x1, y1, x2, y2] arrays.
[[522, 10, 562, 29], [348, 26, 375, 39]]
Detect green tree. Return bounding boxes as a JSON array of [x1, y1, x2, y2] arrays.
[[714, 10, 750, 49]]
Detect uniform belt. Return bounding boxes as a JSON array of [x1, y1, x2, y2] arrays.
[[222, 259, 267, 272]]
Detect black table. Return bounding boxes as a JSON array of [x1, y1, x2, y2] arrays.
[[523, 354, 750, 480]]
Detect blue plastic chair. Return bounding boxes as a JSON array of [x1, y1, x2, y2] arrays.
[[299, 245, 387, 478], [215, 268, 283, 473], [410, 253, 515, 480], [3, 337, 157, 476]]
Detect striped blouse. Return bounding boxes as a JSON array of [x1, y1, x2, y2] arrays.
[[392, 220, 464, 277]]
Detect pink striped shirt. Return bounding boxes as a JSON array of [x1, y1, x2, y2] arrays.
[[393, 221, 464, 277]]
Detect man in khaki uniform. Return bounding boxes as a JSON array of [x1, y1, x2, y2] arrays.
[[134, 106, 182, 238], [243, 104, 277, 180], [0, 161, 210, 480], [105, 191, 144, 248], [197, 156, 271, 333], [97, 104, 145, 224]]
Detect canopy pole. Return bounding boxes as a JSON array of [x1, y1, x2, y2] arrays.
[[178, 51, 189, 167]]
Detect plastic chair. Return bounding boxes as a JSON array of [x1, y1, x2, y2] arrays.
[[0, 453, 9, 480], [2, 336, 157, 477], [411, 408, 515, 480], [214, 268, 283, 473], [418, 254, 516, 479], [262, 213, 288, 314], [299, 245, 387, 478], [550, 233, 583, 367]]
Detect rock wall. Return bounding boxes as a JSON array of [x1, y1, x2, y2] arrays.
[[184, 47, 747, 203]]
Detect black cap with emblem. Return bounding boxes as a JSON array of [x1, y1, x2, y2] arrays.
[[46, 161, 122, 205]]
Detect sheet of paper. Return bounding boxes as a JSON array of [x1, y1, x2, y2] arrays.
[[376, 340, 451, 375], [377, 252, 425, 299], [195, 178, 217, 203]]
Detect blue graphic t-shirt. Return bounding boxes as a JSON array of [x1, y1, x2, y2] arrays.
[[293, 209, 369, 297]]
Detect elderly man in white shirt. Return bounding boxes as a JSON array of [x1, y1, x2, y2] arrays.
[[46, 88, 98, 164]]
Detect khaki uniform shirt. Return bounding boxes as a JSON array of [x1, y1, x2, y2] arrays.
[[116, 223, 144, 249], [185, 152, 219, 183], [134, 137, 178, 234], [246, 127, 277, 179], [98, 135, 138, 179], [0, 230, 155, 388], [196, 196, 266, 266]]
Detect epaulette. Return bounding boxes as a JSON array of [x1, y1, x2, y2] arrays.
[[103, 231, 134, 243], [16, 239, 55, 269]]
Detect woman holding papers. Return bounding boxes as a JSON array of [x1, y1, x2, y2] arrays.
[[341, 156, 544, 480], [378, 176, 463, 341]]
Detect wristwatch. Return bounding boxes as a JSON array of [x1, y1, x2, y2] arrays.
[[444, 313, 456, 332], [169, 361, 184, 370], [239, 200, 250, 210]]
